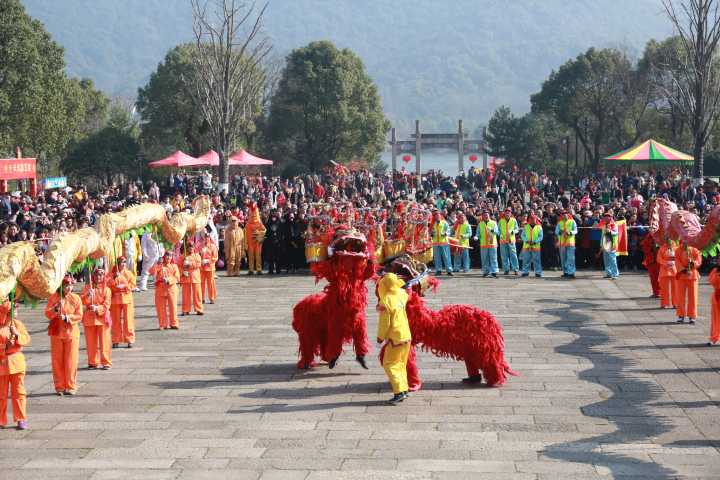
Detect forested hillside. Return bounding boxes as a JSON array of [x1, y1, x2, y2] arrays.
[[23, 0, 671, 134]]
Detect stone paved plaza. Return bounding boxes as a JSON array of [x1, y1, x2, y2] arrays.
[[3, 270, 720, 479]]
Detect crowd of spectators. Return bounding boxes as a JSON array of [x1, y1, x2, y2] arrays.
[[0, 165, 716, 273]]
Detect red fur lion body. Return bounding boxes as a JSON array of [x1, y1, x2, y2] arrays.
[[292, 254, 375, 368], [405, 289, 516, 387]]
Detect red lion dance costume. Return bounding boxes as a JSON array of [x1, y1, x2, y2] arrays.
[[292, 226, 376, 370], [382, 256, 516, 387]]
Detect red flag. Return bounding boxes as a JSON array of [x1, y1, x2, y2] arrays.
[[616, 220, 628, 256]]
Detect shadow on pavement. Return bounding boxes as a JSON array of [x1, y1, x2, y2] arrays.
[[151, 363, 366, 391], [616, 343, 710, 350], [651, 400, 720, 409], [608, 321, 675, 327], [229, 399, 391, 413], [664, 439, 720, 448], [538, 298, 677, 479]]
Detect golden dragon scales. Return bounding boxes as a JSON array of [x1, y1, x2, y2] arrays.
[[0, 195, 211, 301]]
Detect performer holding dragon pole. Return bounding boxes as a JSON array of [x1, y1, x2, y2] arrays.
[[109, 257, 136, 348], [0, 296, 30, 429], [709, 261, 720, 346], [199, 230, 219, 304], [80, 268, 112, 370], [46, 275, 83, 395], [150, 251, 180, 329], [657, 238, 678, 309], [178, 239, 203, 316], [674, 241, 701, 324], [641, 234, 660, 298]]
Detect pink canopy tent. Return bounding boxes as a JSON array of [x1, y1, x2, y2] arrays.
[[156, 149, 274, 168], [148, 150, 203, 169], [229, 149, 273, 166], [196, 150, 221, 166]]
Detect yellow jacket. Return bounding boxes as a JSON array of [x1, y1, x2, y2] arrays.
[[376, 274, 411, 344]]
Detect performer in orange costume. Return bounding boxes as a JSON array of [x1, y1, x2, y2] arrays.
[[709, 264, 720, 346], [150, 251, 180, 329], [179, 240, 203, 315], [674, 242, 702, 324], [199, 231, 219, 303], [657, 239, 678, 309], [45, 275, 83, 395], [244, 201, 266, 275], [0, 298, 30, 429], [108, 257, 136, 348], [80, 268, 112, 369], [640, 235, 660, 298]]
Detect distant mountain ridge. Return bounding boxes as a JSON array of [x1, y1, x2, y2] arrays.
[[23, 0, 672, 134]]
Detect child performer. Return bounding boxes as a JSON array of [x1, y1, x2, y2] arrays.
[[0, 297, 30, 429], [81, 268, 112, 369], [376, 273, 411, 405], [45, 275, 83, 395], [657, 239, 678, 309], [150, 251, 180, 329], [675, 241, 702, 324], [199, 231, 219, 304], [179, 240, 203, 316], [109, 256, 137, 348], [708, 261, 720, 346]]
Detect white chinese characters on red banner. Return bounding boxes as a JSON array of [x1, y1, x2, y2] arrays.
[[0, 159, 36, 180]]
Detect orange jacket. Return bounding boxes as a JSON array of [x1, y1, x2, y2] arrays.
[[108, 268, 136, 304], [675, 245, 702, 281], [45, 292, 83, 339], [0, 313, 30, 375], [80, 284, 112, 326], [199, 242, 219, 272], [150, 262, 180, 296], [178, 253, 201, 284], [710, 269, 720, 301], [657, 244, 677, 278]]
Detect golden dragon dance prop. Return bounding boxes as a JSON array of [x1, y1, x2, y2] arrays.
[[0, 195, 211, 301]]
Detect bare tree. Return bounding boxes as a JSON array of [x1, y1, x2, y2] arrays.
[[188, 0, 271, 193], [663, 0, 720, 181]]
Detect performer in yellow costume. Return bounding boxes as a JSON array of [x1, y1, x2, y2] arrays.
[[376, 273, 411, 405]]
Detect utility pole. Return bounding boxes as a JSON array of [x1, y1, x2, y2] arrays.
[[482, 126, 488, 169], [458, 120, 464, 174], [574, 129, 579, 172], [583, 118, 589, 172], [391, 127, 397, 173], [415, 120, 422, 188]]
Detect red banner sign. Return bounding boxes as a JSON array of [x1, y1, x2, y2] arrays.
[[0, 159, 36, 180]]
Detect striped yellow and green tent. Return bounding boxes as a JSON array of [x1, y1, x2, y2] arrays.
[[605, 139, 693, 163]]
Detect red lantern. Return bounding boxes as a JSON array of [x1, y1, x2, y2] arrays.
[[402, 154, 412, 163], [469, 154, 478, 163]]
